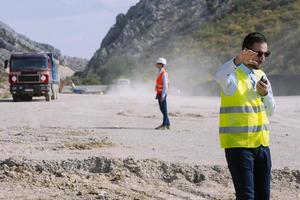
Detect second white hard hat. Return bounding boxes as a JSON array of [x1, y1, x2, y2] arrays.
[[156, 57, 167, 66]]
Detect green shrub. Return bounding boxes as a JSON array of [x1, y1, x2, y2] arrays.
[[80, 74, 102, 85]]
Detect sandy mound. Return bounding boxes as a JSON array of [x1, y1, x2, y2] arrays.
[[58, 65, 75, 79], [0, 156, 299, 200]]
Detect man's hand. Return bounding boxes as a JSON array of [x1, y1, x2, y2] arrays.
[[160, 96, 165, 102], [256, 80, 269, 96], [234, 49, 258, 66]]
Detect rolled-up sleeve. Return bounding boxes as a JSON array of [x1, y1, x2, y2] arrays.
[[215, 59, 238, 96], [162, 73, 168, 98]]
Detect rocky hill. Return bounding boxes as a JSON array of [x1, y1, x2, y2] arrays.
[[84, 0, 234, 83], [61, 56, 88, 72], [84, 0, 300, 91], [0, 20, 87, 72], [0, 21, 59, 66]]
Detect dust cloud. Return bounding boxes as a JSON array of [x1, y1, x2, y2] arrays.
[[106, 51, 221, 98]]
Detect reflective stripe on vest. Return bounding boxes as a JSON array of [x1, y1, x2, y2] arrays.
[[219, 67, 270, 148], [219, 124, 269, 134], [220, 105, 264, 114]]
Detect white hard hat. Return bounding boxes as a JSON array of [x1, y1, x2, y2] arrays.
[[156, 57, 167, 66]]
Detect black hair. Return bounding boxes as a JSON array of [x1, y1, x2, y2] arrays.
[[242, 32, 268, 49]]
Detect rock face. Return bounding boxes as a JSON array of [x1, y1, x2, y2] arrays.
[[0, 21, 60, 65], [85, 0, 233, 75], [61, 56, 89, 72], [265, 27, 300, 75], [0, 21, 87, 72], [85, 0, 300, 91]]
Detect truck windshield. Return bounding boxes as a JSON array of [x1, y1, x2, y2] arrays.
[[11, 58, 48, 70]]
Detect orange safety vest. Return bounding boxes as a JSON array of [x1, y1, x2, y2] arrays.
[[155, 68, 168, 95]]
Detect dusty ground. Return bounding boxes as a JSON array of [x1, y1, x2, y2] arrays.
[[0, 94, 299, 199]]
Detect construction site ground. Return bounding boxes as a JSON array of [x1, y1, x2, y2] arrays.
[[0, 94, 299, 199]]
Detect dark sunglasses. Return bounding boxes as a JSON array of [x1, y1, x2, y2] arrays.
[[247, 48, 271, 58]]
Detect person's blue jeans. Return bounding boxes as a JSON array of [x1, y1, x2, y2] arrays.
[[157, 94, 170, 126], [225, 145, 272, 200]]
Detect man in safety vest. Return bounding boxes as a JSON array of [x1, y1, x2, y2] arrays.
[[215, 32, 276, 199], [155, 57, 170, 130]]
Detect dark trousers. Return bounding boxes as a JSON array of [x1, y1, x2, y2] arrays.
[[157, 94, 170, 126], [225, 146, 272, 200]]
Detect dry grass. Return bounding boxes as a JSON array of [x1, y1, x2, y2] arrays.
[[63, 139, 115, 150], [169, 112, 204, 118], [0, 91, 10, 99], [0, 74, 10, 99]]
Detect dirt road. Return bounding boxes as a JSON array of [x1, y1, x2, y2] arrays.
[[0, 94, 299, 199]]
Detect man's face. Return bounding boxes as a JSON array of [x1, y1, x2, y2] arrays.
[[247, 42, 268, 70], [156, 63, 163, 69]]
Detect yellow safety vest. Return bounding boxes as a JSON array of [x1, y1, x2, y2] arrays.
[[219, 67, 270, 148]]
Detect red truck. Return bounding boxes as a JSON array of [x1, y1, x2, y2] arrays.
[[4, 53, 60, 102]]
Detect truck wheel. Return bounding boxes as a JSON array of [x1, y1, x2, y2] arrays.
[[45, 93, 51, 102], [51, 91, 58, 100], [12, 95, 19, 102], [51, 85, 59, 100], [51, 93, 55, 100], [22, 95, 32, 101]]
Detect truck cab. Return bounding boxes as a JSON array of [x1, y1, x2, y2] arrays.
[[4, 53, 60, 102]]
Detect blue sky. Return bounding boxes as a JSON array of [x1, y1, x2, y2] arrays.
[[0, 0, 139, 58]]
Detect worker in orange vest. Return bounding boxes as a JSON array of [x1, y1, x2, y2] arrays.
[[155, 57, 170, 130]]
